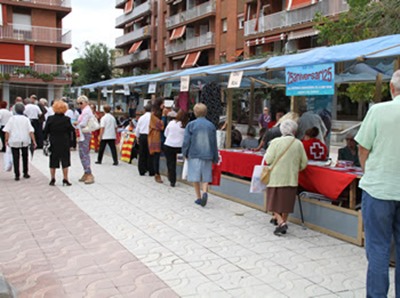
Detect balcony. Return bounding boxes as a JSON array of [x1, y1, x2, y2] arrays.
[[0, 63, 72, 81], [0, 24, 71, 46], [116, 1, 151, 28], [165, 32, 214, 55], [11, 0, 71, 7], [116, 0, 126, 8], [114, 49, 151, 67], [166, 0, 216, 28], [244, 0, 349, 36], [115, 26, 150, 47]]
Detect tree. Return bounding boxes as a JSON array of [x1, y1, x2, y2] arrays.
[[315, 0, 400, 45], [73, 42, 113, 86]]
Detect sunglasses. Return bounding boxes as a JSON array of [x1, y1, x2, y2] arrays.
[[78, 102, 83, 105]]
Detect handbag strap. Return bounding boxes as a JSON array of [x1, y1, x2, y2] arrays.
[[269, 137, 296, 170]]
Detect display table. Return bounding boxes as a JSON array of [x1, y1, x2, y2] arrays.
[[219, 149, 361, 209]]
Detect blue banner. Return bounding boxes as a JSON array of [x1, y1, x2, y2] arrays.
[[285, 63, 335, 96]]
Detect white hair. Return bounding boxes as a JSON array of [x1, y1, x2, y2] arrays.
[[39, 98, 48, 106], [77, 95, 89, 104], [391, 70, 400, 92], [280, 119, 298, 136]]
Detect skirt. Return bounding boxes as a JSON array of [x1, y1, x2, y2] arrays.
[[266, 186, 298, 213], [187, 158, 212, 183]]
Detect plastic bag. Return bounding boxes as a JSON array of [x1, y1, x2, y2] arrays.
[[250, 156, 268, 193], [210, 163, 221, 186], [3, 146, 12, 172], [182, 159, 188, 180]]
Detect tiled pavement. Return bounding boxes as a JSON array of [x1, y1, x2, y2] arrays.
[[0, 150, 395, 297]]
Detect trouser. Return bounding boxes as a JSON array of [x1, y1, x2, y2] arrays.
[[97, 139, 118, 164], [70, 129, 77, 149], [138, 134, 154, 175], [151, 152, 161, 175], [362, 190, 400, 298], [11, 146, 29, 178], [79, 132, 92, 174], [0, 126, 5, 151], [30, 119, 43, 149], [163, 145, 181, 184]]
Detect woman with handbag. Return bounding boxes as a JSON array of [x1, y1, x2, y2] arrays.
[[73, 95, 95, 184], [44, 100, 74, 186], [264, 119, 308, 236]]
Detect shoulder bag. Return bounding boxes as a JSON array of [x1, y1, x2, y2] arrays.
[[82, 116, 100, 133], [261, 137, 296, 185]]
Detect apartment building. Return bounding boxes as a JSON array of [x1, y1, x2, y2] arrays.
[[244, 0, 349, 57], [0, 0, 72, 104], [115, 0, 349, 74], [114, 0, 160, 75]]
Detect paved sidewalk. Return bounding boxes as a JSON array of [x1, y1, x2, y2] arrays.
[[0, 150, 395, 297]]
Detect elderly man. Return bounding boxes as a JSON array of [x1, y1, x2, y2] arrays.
[[355, 69, 400, 297], [24, 94, 43, 148]]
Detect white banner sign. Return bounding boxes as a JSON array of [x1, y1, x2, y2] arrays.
[[123, 84, 130, 95], [180, 76, 190, 92], [89, 87, 95, 92], [148, 82, 157, 94], [102, 87, 107, 97], [164, 83, 172, 98], [228, 71, 243, 88], [77, 87, 82, 96]]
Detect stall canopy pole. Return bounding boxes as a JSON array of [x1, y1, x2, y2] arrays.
[[112, 86, 116, 111], [249, 78, 255, 127], [97, 88, 101, 111], [226, 88, 233, 148]]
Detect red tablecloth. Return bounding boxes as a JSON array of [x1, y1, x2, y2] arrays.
[[219, 150, 359, 200]]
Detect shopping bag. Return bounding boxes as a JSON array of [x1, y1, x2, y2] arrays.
[[82, 116, 100, 133], [3, 146, 12, 172], [182, 159, 188, 180], [210, 163, 221, 186], [250, 157, 267, 193]]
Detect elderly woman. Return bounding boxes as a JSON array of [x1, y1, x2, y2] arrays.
[[265, 119, 308, 236], [182, 103, 219, 207], [2, 103, 37, 181], [44, 100, 75, 186], [73, 95, 95, 184]]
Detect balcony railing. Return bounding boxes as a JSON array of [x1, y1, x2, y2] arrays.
[[115, 50, 151, 67], [115, 26, 150, 47], [116, 1, 151, 28], [0, 64, 72, 81], [165, 32, 214, 55], [166, 0, 216, 28], [244, 0, 349, 36], [0, 24, 71, 45], [11, 0, 71, 8]]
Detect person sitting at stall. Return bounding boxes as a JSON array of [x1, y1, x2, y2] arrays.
[[302, 127, 328, 161], [115, 105, 124, 113], [338, 133, 360, 167], [231, 125, 242, 148], [240, 126, 258, 149]]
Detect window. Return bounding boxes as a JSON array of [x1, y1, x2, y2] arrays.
[[222, 18, 227, 33], [238, 16, 244, 30]]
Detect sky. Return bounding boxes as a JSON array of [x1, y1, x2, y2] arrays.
[[63, 0, 120, 63]]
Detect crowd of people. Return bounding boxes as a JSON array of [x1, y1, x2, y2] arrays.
[[2, 69, 400, 296]]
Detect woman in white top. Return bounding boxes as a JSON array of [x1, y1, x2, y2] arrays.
[[3, 103, 37, 180], [95, 105, 118, 166], [163, 109, 189, 187]]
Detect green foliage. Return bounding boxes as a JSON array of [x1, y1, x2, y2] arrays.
[[73, 42, 113, 86], [315, 0, 400, 45], [12, 68, 59, 82], [338, 83, 390, 103]]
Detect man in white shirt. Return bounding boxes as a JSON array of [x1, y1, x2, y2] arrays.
[[24, 94, 43, 148], [0, 101, 13, 152], [135, 103, 153, 176], [95, 105, 118, 165]]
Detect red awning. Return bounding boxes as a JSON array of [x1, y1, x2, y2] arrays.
[[124, 0, 133, 14], [128, 40, 143, 54], [235, 49, 244, 57], [170, 25, 186, 40], [181, 51, 201, 68], [287, 0, 313, 10]]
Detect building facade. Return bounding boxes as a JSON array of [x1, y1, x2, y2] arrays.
[[0, 0, 71, 105], [115, 0, 349, 74]]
